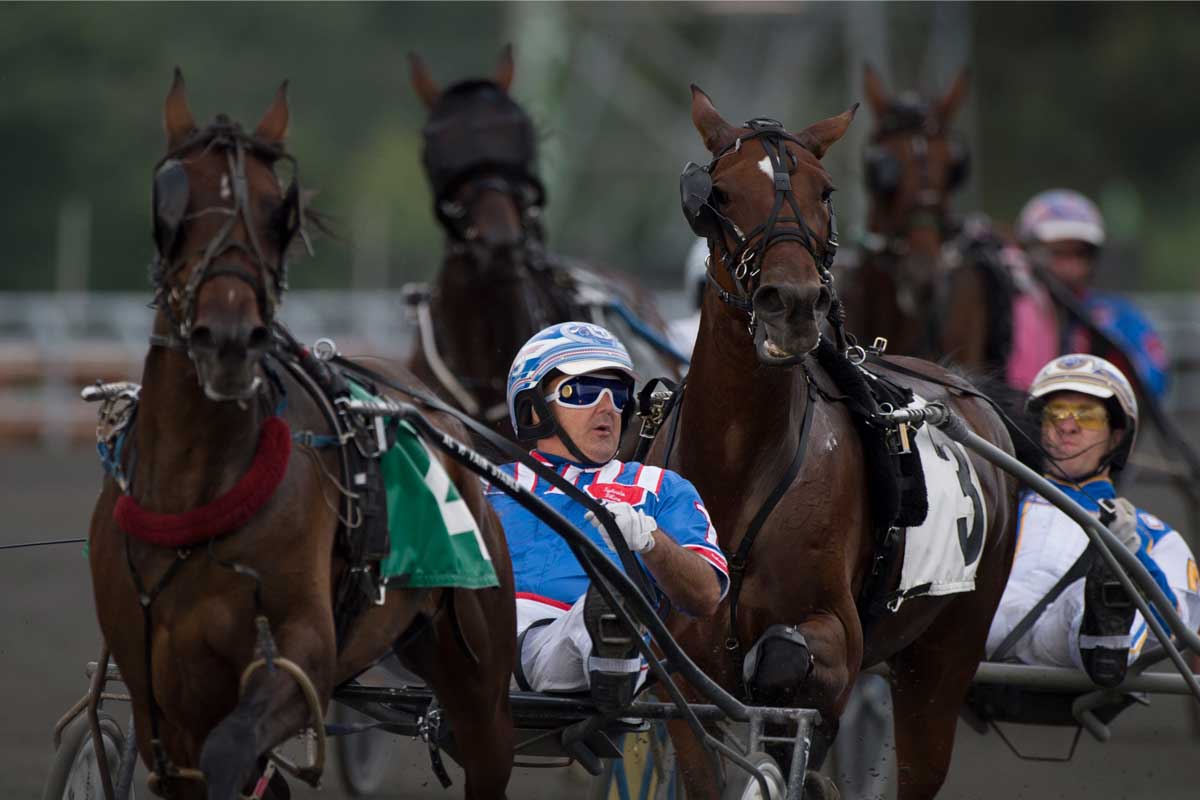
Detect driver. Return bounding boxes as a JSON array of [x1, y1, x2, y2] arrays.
[[486, 321, 727, 708], [986, 354, 1199, 686]]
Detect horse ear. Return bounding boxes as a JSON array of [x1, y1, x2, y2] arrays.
[[408, 52, 441, 109], [163, 67, 197, 151], [797, 104, 859, 160], [863, 62, 889, 119], [254, 80, 290, 144], [494, 44, 515, 92], [935, 67, 970, 126], [690, 85, 737, 155]]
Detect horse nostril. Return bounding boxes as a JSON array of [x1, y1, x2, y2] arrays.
[[753, 286, 787, 317], [247, 326, 271, 353], [189, 325, 216, 353], [816, 285, 832, 316]]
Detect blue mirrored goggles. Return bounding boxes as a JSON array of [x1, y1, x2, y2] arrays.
[[545, 375, 631, 411]]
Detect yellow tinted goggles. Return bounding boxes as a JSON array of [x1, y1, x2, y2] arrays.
[[1041, 401, 1109, 431]]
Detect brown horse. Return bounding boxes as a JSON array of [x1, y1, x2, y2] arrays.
[[406, 46, 681, 438], [840, 65, 1012, 373], [655, 87, 1019, 799], [88, 72, 515, 800]]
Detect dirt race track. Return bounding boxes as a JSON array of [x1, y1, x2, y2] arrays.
[[3, 446, 1198, 800]]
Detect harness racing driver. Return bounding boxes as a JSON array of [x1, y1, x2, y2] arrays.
[[986, 354, 1199, 687], [486, 321, 727, 709]]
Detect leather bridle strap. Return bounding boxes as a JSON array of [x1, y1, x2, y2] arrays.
[[724, 369, 818, 678]]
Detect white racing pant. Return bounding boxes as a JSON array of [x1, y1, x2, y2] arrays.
[[986, 496, 1200, 669], [514, 595, 648, 693]]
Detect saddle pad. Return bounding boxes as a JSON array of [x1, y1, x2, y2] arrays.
[[375, 415, 499, 590], [895, 396, 989, 608]]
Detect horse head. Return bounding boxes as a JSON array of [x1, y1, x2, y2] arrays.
[[685, 86, 855, 365], [862, 64, 970, 312], [410, 45, 543, 275], [152, 69, 306, 402]]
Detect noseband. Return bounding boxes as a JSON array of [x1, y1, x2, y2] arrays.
[[680, 118, 845, 343], [149, 121, 305, 351]]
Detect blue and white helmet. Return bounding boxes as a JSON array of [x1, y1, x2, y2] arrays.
[[506, 321, 637, 440]]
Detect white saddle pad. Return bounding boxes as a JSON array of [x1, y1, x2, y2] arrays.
[[894, 396, 989, 609]]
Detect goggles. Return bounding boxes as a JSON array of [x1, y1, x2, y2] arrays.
[[1042, 400, 1109, 431], [545, 375, 630, 412]]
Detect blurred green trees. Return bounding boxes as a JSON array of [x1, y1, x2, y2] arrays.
[[1, 2, 1197, 292]]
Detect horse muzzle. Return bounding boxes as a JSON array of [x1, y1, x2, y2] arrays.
[[752, 282, 831, 366], [188, 322, 270, 403]]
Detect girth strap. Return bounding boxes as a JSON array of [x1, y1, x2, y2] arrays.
[[725, 371, 818, 681]]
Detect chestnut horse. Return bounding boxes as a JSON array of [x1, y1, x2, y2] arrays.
[[88, 72, 515, 800], [655, 88, 1018, 799], [840, 65, 1012, 372], [406, 46, 681, 437]]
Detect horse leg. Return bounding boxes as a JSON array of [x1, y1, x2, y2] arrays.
[[399, 588, 514, 800], [198, 621, 333, 800]]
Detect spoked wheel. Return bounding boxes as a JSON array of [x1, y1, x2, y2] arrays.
[[42, 712, 134, 800], [333, 701, 392, 797], [721, 751, 785, 800]]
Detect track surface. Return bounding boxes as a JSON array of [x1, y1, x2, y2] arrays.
[[4, 446, 1197, 799]]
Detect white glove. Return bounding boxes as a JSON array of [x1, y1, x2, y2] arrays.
[[585, 501, 658, 554], [1103, 497, 1142, 553]]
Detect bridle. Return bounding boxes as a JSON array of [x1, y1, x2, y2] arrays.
[[680, 118, 847, 346], [861, 100, 969, 259], [148, 119, 305, 353]]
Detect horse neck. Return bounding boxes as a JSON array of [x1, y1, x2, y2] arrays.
[[430, 244, 556, 396], [675, 290, 809, 499], [130, 314, 265, 506]]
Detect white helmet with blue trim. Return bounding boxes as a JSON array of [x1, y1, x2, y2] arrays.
[[1029, 353, 1138, 472], [506, 321, 637, 442]]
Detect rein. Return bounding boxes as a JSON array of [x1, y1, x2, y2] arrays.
[[723, 368, 819, 692]]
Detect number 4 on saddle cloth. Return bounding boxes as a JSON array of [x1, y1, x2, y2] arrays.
[[347, 383, 498, 591]]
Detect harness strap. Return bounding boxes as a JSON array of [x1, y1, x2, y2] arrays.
[[414, 295, 483, 417], [512, 617, 555, 692], [992, 502, 1117, 662], [991, 547, 1094, 663], [725, 371, 818, 691]]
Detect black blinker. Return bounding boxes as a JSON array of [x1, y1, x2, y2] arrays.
[[152, 159, 190, 255], [679, 161, 717, 238]]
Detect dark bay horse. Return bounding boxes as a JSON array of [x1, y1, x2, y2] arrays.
[[840, 65, 1013, 372], [88, 71, 515, 800], [406, 46, 682, 437], [654, 87, 1019, 799]]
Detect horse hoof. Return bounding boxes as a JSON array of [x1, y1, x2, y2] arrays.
[[802, 770, 840, 800]]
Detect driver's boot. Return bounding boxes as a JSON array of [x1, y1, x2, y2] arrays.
[[583, 583, 642, 714], [1079, 554, 1137, 688]]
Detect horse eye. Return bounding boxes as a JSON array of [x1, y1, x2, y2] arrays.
[[821, 188, 835, 203]]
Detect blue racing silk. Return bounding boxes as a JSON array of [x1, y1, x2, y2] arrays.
[[485, 450, 730, 611], [1081, 291, 1169, 400], [1033, 476, 1178, 619]]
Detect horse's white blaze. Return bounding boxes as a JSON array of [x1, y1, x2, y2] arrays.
[[757, 155, 773, 183], [824, 432, 838, 452]]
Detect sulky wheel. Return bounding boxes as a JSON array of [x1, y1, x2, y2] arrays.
[[721, 751, 785, 800], [42, 712, 132, 800]]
